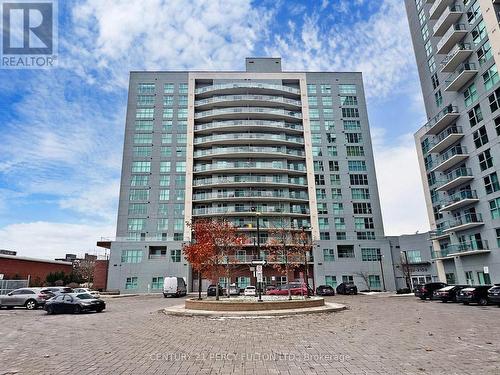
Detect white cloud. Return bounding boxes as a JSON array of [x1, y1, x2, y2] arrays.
[[371, 128, 430, 235], [0, 221, 115, 259]]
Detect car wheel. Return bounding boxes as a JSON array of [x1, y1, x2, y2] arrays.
[[96, 308, 103, 313], [478, 298, 488, 306], [46, 306, 54, 315], [419, 297, 426, 300], [25, 299, 37, 310], [463, 302, 469, 305], [441, 300, 447, 303], [73, 305, 82, 314], [163, 294, 168, 298]]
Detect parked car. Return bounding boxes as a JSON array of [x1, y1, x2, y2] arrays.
[[244, 286, 256, 296], [0, 288, 51, 310], [207, 284, 223, 297], [316, 285, 335, 296], [487, 285, 500, 306], [456, 286, 492, 306], [73, 288, 100, 298], [163, 277, 187, 297], [336, 283, 358, 295], [414, 282, 447, 300], [44, 293, 106, 314], [40, 287, 74, 295], [433, 285, 467, 302], [265, 285, 277, 292], [266, 283, 311, 296], [228, 284, 240, 296]]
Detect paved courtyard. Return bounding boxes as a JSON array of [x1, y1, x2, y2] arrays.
[[1, 294, 499, 375]]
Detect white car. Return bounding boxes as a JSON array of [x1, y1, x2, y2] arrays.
[[244, 286, 256, 296], [73, 288, 100, 298]]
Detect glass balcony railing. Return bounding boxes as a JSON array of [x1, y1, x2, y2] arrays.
[[440, 189, 478, 207], [195, 83, 300, 95], [220, 254, 314, 264], [195, 107, 303, 119], [195, 120, 304, 132], [445, 62, 478, 91], [193, 161, 307, 172], [441, 43, 472, 70], [423, 105, 459, 134], [429, 145, 468, 171], [193, 176, 308, 187], [442, 213, 484, 231], [194, 133, 304, 144], [193, 191, 309, 201], [194, 146, 305, 158], [433, 240, 489, 258], [437, 24, 467, 54], [195, 95, 302, 107], [192, 206, 311, 216], [433, 5, 462, 36], [436, 125, 463, 143]]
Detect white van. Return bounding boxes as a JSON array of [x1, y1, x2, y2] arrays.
[[163, 277, 187, 298]]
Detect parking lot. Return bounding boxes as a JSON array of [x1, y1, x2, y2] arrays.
[[1, 294, 499, 375]]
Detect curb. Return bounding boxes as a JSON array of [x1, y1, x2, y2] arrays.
[[100, 294, 140, 299], [161, 302, 347, 318]]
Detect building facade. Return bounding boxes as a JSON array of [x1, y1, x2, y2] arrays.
[[102, 58, 396, 293], [406, 0, 500, 285]]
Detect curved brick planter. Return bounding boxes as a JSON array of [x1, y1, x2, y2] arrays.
[[185, 297, 325, 311]]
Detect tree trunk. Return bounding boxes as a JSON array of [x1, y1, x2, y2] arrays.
[[198, 270, 202, 300]]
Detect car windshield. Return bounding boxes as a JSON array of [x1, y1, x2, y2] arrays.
[[76, 294, 94, 299]]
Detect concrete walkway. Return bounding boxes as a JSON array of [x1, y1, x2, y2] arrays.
[[162, 302, 346, 317]]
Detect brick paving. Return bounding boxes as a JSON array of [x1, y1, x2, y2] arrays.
[[0, 294, 499, 374]]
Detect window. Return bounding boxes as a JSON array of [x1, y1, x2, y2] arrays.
[[368, 275, 381, 289], [445, 273, 455, 285], [177, 134, 187, 144], [434, 90, 443, 108], [484, 172, 500, 194], [497, 228, 500, 247], [489, 87, 500, 113], [163, 108, 173, 119], [320, 232, 331, 240], [125, 277, 138, 289], [313, 161, 324, 172], [431, 73, 440, 90], [317, 203, 328, 214], [175, 175, 185, 186], [135, 120, 153, 131], [129, 189, 149, 201], [133, 134, 152, 144], [164, 83, 174, 93], [312, 146, 322, 156], [465, 271, 474, 285], [320, 84, 331, 94], [424, 40, 432, 57], [151, 277, 164, 289], [346, 146, 364, 156], [339, 84, 356, 95], [121, 250, 142, 263], [137, 95, 155, 106], [177, 108, 188, 119], [158, 204, 168, 216], [236, 277, 251, 289], [157, 218, 169, 231], [468, 104, 483, 127], [348, 160, 366, 172], [178, 83, 188, 94], [174, 204, 184, 216], [336, 232, 346, 240], [128, 218, 145, 231], [331, 188, 342, 200], [496, 117, 500, 136], [406, 250, 422, 263], [174, 219, 184, 232], [477, 40, 492, 66], [161, 146, 172, 158], [178, 95, 188, 107], [323, 249, 335, 262], [162, 134, 172, 144], [131, 161, 151, 173], [316, 188, 326, 200], [472, 20, 486, 46], [330, 174, 340, 185], [162, 120, 173, 132], [334, 218, 345, 230], [350, 174, 368, 185], [136, 108, 154, 120], [342, 108, 359, 118], [343, 120, 360, 131], [353, 202, 372, 214], [133, 146, 152, 157], [163, 96, 174, 106], [170, 249, 181, 262], [428, 56, 436, 73], [322, 96, 333, 107], [340, 96, 358, 106], [325, 276, 337, 288], [467, 0, 481, 24], [308, 96, 318, 106], [160, 161, 171, 172], [159, 189, 170, 201], [478, 149, 493, 171], [310, 121, 321, 132], [138, 83, 155, 94], [421, 23, 429, 41], [319, 218, 329, 230], [128, 203, 148, 215], [361, 248, 380, 261], [473, 126, 488, 148], [307, 84, 317, 94], [338, 245, 354, 258], [309, 108, 319, 119], [346, 133, 362, 143], [464, 83, 478, 107], [357, 231, 376, 240], [329, 161, 339, 172], [176, 161, 186, 172], [323, 108, 334, 119], [483, 65, 499, 91], [315, 174, 325, 186], [355, 217, 374, 230], [418, 7, 425, 26]]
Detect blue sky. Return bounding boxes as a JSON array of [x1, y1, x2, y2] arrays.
[[0, 0, 430, 259]]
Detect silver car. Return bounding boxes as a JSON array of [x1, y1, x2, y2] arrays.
[[0, 288, 49, 310]]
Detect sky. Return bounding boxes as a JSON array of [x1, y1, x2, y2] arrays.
[[0, 0, 430, 259]]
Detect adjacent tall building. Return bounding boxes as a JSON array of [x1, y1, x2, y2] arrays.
[[406, 0, 500, 285], [100, 58, 397, 293]]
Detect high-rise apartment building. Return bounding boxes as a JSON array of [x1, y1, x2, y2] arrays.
[[406, 0, 500, 285], [100, 58, 395, 293]]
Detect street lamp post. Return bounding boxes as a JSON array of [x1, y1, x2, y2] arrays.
[[301, 227, 310, 298], [378, 254, 386, 292], [251, 207, 263, 302]]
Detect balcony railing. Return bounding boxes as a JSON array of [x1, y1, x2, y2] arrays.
[[193, 162, 307, 173], [439, 189, 478, 211], [443, 212, 484, 232], [433, 240, 489, 258], [435, 167, 474, 191], [195, 95, 302, 107], [430, 145, 468, 172], [193, 176, 308, 187], [441, 43, 473, 72], [430, 0, 455, 19], [192, 206, 311, 216], [194, 146, 305, 158], [433, 5, 463, 37], [193, 191, 309, 201], [194, 120, 303, 132], [220, 254, 314, 264], [427, 125, 464, 154], [194, 133, 304, 145], [444, 62, 478, 91], [195, 107, 303, 120], [423, 105, 459, 135], [437, 24, 467, 54], [195, 83, 301, 95]]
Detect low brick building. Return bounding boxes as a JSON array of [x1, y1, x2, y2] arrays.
[[92, 259, 109, 291], [0, 254, 73, 286]]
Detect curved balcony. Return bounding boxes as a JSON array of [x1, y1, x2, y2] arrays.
[[194, 133, 304, 146], [192, 206, 311, 217], [193, 161, 307, 174], [193, 191, 309, 202], [436, 167, 473, 192], [439, 190, 479, 212], [195, 83, 300, 98], [195, 107, 302, 122], [195, 120, 304, 134], [195, 95, 301, 109], [193, 146, 305, 160], [193, 176, 308, 188]]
